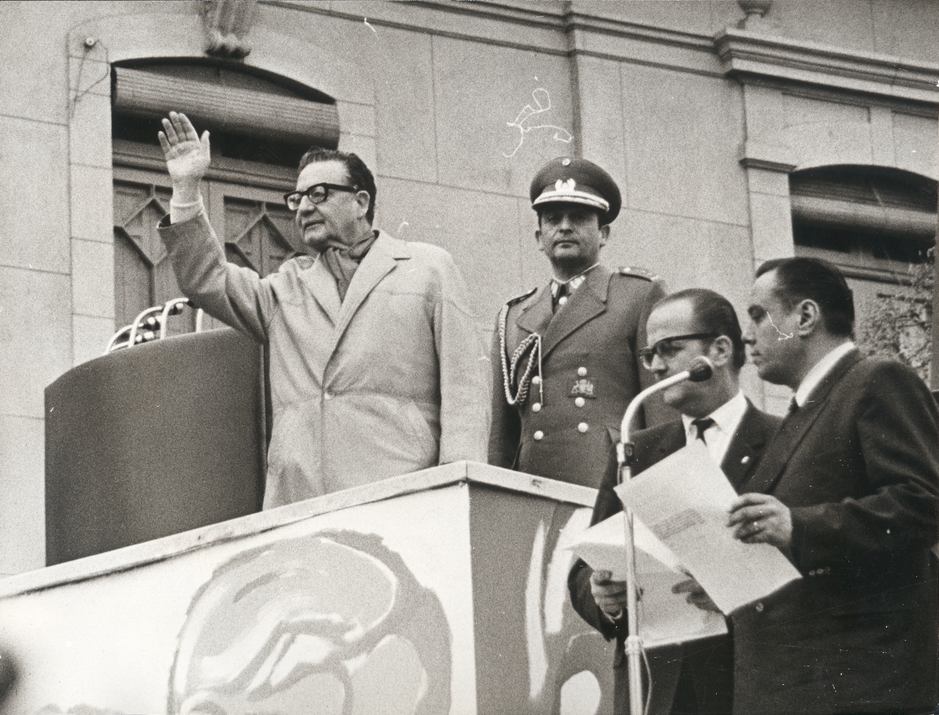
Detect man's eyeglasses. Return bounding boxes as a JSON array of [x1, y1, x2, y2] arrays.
[[638, 333, 715, 370], [284, 183, 358, 211]]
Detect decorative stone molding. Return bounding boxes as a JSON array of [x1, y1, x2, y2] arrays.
[[715, 27, 939, 106], [737, 0, 773, 30], [202, 0, 258, 59], [738, 140, 797, 173]]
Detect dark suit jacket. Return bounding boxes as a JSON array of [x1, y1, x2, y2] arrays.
[[569, 400, 782, 715], [489, 265, 671, 489], [731, 350, 939, 715]]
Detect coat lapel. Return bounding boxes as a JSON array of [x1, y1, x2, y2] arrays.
[[739, 350, 863, 495], [304, 256, 341, 325], [541, 266, 610, 358], [334, 231, 406, 339], [630, 420, 685, 475], [720, 402, 775, 490], [516, 285, 554, 338]]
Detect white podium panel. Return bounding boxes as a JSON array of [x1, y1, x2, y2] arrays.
[[0, 463, 615, 715]]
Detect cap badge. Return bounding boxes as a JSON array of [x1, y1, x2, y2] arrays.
[[554, 178, 577, 194], [561, 158, 572, 166]]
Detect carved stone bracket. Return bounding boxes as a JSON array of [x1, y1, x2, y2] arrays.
[[202, 0, 258, 59], [738, 0, 773, 30]]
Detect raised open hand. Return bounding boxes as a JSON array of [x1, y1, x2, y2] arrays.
[[158, 112, 210, 193]]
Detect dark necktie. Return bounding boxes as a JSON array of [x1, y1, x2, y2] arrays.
[[552, 281, 569, 312], [691, 417, 715, 443], [788, 397, 800, 414]]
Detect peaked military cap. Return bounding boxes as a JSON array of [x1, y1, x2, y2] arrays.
[[529, 156, 622, 224]]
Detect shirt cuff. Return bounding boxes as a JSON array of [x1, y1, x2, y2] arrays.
[[169, 195, 205, 225]]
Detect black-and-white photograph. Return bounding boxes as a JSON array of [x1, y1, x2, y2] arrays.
[[0, 1, 936, 713]]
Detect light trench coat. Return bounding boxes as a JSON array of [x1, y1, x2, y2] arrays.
[[160, 213, 489, 508]]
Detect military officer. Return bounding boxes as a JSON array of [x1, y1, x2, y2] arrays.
[[488, 156, 671, 488]]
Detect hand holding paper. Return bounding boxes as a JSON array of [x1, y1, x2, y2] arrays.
[[564, 511, 727, 648], [614, 441, 801, 614], [728, 492, 793, 548]]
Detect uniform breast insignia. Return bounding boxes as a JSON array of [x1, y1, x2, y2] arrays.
[[570, 378, 596, 399], [618, 266, 659, 282]]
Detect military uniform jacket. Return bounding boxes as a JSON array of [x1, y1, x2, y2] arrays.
[[160, 212, 489, 509], [488, 265, 668, 488]]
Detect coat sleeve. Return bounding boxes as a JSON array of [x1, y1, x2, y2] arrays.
[[158, 211, 275, 343], [789, 362, 939, 571], [487, 310, 522, 469], [568, 435, 631, 640], [432, 250, 490, 464]]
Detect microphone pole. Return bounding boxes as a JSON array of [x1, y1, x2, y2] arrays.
[[616, 356, 713, 715]]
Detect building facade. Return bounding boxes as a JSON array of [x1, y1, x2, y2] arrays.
[[1, 0, 937, 575]]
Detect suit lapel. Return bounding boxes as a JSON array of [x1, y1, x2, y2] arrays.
[[334, 232, 405, 338], [720, 402, 774, 490], [541, 266, 610, 358], [740, 350, 863, 494], [630, 420, 685, 475], [654, 421, 686, 464]]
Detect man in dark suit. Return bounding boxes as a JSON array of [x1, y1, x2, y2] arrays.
[[489, 156, 671, 489], [569, 288, 781, 715], [729, 256, 939, 715]]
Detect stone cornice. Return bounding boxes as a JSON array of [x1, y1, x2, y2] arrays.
[[715, 27, 939, 105], [562, 9, 714, 53], [264, 2, 939, 100], [263, 1, 718, 61]]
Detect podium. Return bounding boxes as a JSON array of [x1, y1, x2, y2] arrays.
[[0, 463, 616, 715], [44, 329, 267, 565]]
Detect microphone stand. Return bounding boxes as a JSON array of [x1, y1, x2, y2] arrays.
[[615, 357, 714, 715]]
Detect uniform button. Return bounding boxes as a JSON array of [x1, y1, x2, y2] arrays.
[[531, 376, 541, 385], [755, 602, 764, 613], [533, 430, 544, 441], [577, 367, 588, 377], [558, 296, 568, 306], [531, 402, 542, 412], [578, 422, 589, 433], [574, 397, 585, 408], [324, 392, 333, 401]]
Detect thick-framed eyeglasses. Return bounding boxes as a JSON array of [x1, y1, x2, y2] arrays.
[[638, 332, 715, 370], [283, 183, 358, 211]]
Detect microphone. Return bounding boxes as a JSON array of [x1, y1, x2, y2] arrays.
[[619, 356, 714, 451], [613, 354, 714, 715], [687, 356, 714, 383]]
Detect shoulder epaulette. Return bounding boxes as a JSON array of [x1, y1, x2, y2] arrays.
[[617, 266, 659, 282], [505, 287, 538, 306]]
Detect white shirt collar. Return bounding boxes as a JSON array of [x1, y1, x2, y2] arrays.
[[681, 390, 748, 442], [795, 341, 855, 407]]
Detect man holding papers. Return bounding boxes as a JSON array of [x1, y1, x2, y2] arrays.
[[569, 288, 780, 715], [729, 257, 939, 715]]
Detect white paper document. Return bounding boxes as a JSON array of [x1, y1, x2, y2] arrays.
[[614, 441, 801, 614], [565, 511, 728, 649]]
